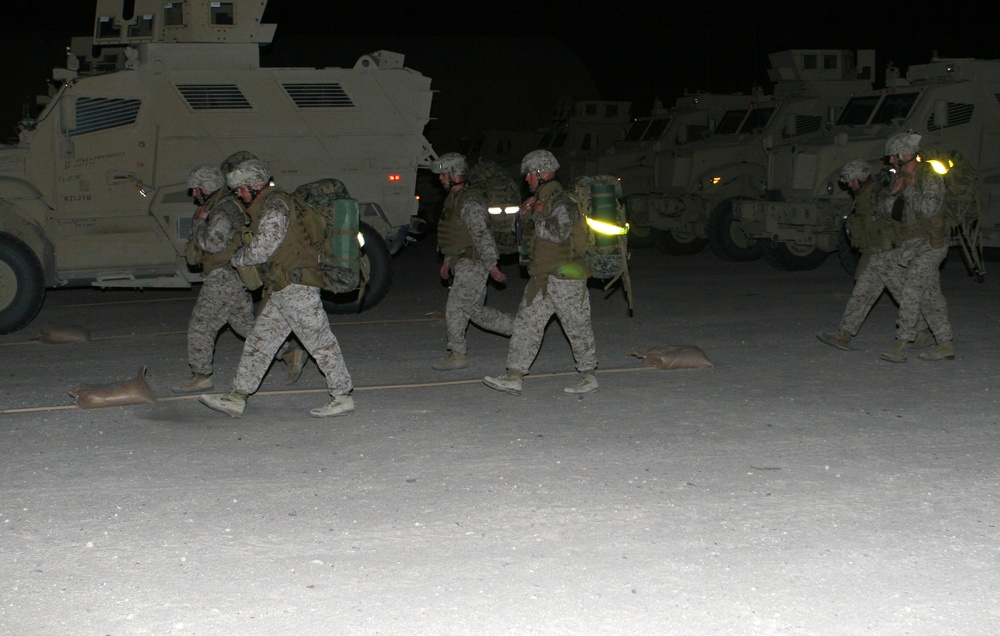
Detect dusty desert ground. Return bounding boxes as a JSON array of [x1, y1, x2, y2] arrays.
[[2, 236, 999, 635]]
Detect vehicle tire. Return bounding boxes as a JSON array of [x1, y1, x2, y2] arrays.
[[652, 228, 707, 255], [837, 228, 861, 278], [761, 240, 830, 271], [0, 234, 46, 334], [322, 222, 393, 315], [706, 197, 762, 261], [627, 225, 654, 248]]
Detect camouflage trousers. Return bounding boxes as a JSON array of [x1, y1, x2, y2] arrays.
[[890, 239, 952, 342], [506, 275, 597, 374], [187, 266, 255, 376], [444, 258, 514, 355], [232, 283, 352, 397], [840, 250, 929, 335]]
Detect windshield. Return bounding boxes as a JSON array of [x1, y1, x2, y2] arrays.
[[870, 92, 919, 125], [623, 120, 650, 142], [739, 107, 775, 133], [643, 117, 671, 141], [836, 92, 919, 126], [715, 110, 747, 135]]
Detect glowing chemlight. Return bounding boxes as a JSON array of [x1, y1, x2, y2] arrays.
[[585, 216, 629, 236]]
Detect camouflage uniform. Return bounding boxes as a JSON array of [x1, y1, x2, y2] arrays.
[[440, 187, 514, 355], [837, 177, 930, 337], [186, 197, 255, 376], [878, 164, 953, 343], [506, 181, 597, 375], [230, 189, 353, 398]]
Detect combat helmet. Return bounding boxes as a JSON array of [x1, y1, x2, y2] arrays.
[[430, 152, 468, 176], [839, 159, 871, 184], [187, 164, 225, 193], [885, 131, 921, 157], [521, 149, 559, 175], [226, 159, 271, 190], [220, 150, 258, 175]]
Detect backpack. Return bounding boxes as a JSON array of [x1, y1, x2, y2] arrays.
[[566, 175, 634, 309], [920, 149, 984, 280], [467, 160, 521, 255], [291, 179, 366, 294]]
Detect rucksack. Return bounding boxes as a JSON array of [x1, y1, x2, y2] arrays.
[[467, 160, 521, 255], [566, 175, 634, 309], [920, 149, 984, 280], [291, 179, 366, 294]]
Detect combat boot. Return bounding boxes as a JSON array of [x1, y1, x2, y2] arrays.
[[817, 330, 851, 351], [483, 370, 523, 395], [172, 373, 213, 393], [199, 391, 247, 417], [910, 330, 935, 350], [918, 340, 955, 361], [880, 339, 909, 363], [563, 371, 599, 394], [432, 351, 469, 371], [283, 348, 309, 385], [309, 395, 355, 418]]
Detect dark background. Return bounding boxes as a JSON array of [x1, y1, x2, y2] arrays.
[[2, 1, 997, 144]]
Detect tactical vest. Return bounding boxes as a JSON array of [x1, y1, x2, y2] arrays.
[[437, 186, 479, 259], [200, 192, 248, 274], [846, 180, 899, 254], [246, 187, 324, 292], [527, 182, 590, 280], [891, 163, 947, 248]]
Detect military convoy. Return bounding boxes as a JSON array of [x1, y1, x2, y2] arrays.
[[571, 91, 776, 248], [593, 50, 875, 261], [0, 0, 436, 334], [735, 57, 1000, 272]]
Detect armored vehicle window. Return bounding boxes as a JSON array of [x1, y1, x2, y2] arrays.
[[164, 2, 185, 27], [70, 97, 141, 136], [96, 16, 121, 39], [715, 110, 747, 135], [644, 118, 671, 141], [803, 54, 817, 70], [927, 102, 975, 130], [176, 84, 251, 110], [836, 95, 880, 125], [210, 2, 234, 26], [824, 54, 838, 70], [538, 130, 567, 149], [870, 92, 919, 125], [129, 15, 155, 38], [739, 107, 775, 133], [605, 104, 621, 117], [283, 84, 354, 108], [623, 121, 651, 142]]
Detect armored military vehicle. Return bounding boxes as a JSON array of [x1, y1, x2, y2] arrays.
[[462, 98, 631, 180], [570, 92, 764, 247], [0, 0, 436, 334], [616, 50, 875, 260], [735, 57, 1000, 271]]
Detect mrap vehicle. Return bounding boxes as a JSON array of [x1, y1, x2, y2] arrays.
[[0, 0, 436, 334], [735, 57, 1000, 272]]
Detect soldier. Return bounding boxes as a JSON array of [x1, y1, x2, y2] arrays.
[[199, 159, 355, 418], [172, 164, 257, 393], [817, 159, 933, 352], [877, 132, 955, 363], [483, 149, 598, 395], [430, 152, 514, 371]]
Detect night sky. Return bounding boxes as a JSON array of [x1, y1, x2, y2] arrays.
[[6, 1, 999, 116]]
